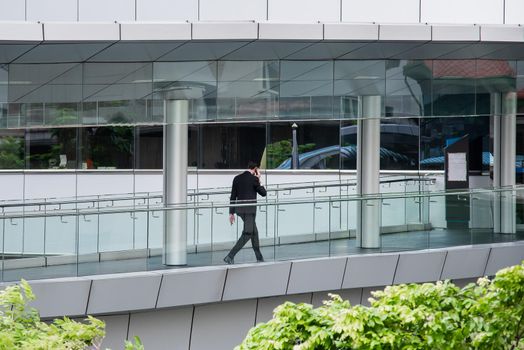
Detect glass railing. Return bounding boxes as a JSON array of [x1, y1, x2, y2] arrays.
[[0, 185, 522, 282]]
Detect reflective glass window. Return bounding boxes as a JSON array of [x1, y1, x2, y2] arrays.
[[80, 126, 134, 169], [26, 128, 77, 169], [136, 125, 162, 169], [217, 61, 279, 120], [380, 118, 419, 170], [0, 130, 24, 169], [386, 60, 430, 117]]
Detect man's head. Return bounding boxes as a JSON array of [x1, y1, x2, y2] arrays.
[[247, 161, 258, 170]]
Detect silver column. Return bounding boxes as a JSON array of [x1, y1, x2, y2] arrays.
[[492, 92, 516, 234], [356, 96, 381, 248], [163, 99, 189, 265]]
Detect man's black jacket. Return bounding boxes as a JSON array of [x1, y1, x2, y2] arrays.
[[229, 171, 267, 215]]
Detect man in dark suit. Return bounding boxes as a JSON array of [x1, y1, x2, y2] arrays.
[[223, 161, 267, 264]]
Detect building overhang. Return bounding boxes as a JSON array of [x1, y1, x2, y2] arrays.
[[1, 22, 524, 63]]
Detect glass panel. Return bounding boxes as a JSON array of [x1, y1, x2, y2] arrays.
[[0, 129, 24, 169], [431, 60, 476, 116], [386, 60, 430, 117], [217, 61, 279, 120], [153, 61, 217, 122], [334, 60, 385, 119], [267, 121, 340, 170], [80, 126, 134, 169], [136, 125, 162, 169], [26, 128, 77, 169], [380, 118, 419, 170], [280, 61, 333, 119]]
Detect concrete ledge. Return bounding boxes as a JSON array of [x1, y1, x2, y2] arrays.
[[379, 24, 431, 41], [323, 23, 378, 41], [120, 22, 191, 41], [259, 23, 322, 40], [287, 257, 346, 294], [432, 25, 480, 41], [484, 242, 524, 276], [481, 25, 524, 42], [192, 22, 258, 40], [343, 253, 398, 288], [0, 22, 43, 42], [43, 22, 120, 41], [441, 246, 490, 280], [393, 250, 447, 284]]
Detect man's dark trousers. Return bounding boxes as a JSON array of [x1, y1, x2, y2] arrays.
[[227, 213, 263, 261]]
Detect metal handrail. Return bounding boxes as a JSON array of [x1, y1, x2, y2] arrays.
[[0, 176, 435, 210], [0, 185, 517, 220]]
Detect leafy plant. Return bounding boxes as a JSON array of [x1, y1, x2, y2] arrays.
[[266, 140, 316, 169], [0, 136, 24, 169], [237, 261, 524, 350]]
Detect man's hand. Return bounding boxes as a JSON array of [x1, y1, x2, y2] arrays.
[[229, 214, 235, 225]]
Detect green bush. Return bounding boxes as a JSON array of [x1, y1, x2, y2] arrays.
[[0, 280, 144, 350], [237, 261, 524, 350]]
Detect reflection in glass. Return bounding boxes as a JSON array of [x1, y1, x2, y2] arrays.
[[80, 126, 133, 169], [280, 61, 333, 119], [217, 61, 279, 120], [200, 123, 265, 169], [136, 126, 162, 169], [0, 130, 24, 169], [386, 60, 429, 117], [380, 118, 419, 170], [26, 128, 77, 169], [267, 121, 340, 169]]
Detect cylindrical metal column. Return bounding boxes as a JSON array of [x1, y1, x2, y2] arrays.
[[357, 95, 381, 248], [163, 99, 189, 265], [492, 92, 516, 234]]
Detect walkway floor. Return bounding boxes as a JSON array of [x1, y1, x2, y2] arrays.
[[2, 228, 523, 282]]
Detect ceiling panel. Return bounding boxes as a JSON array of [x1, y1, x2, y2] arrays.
[[157, 41, 251, 61], [221, 41, 315, 60], [13, 43, 112, 63], [89, 42, 186, 62]]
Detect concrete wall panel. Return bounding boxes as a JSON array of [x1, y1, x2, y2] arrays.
[[0, 23, 43, 41], [191, 300, 256, 350], [432, 25, 480, 41], [223, 262, 291, 300], [0, 173, 24, 201], [287, 257, 347, 294], [441, 247, 490, 280], [136, 0, 198, 21], [29, 278, 91, 318], [127, 307, 193, 350], [0, 0, 25, 21], [380, 24, 431, 41], [505, 0, 524, 25], [25, 173, 76, 200], [343, 254, 398, 288], [256, 294, 311, 323], [259, 23, 323, 40], [79, 0, 135, 21], [393, 251, 446, 284], [87, 273, 162, 314], [156, 268, 226, 308], [27, 0, 77, 21], [342, 0, 419, 24], [99, 314, 130, 350], [44, 23, 119, 41], [200, 0, 266, 21], [268, 0, 340, 22], [77, 173, 134, 196], [484, 244, 524, 276], [192, 22, 258, 40], [421, 0, 503, 24]]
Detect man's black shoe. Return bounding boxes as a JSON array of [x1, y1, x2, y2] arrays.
[[257, 258, 264, 263], [223, 256, 234, 264]]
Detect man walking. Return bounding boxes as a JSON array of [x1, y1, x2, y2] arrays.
[[223, 161, 267, 264]]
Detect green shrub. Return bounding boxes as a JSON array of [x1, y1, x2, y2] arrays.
[[237, 261, 524, 350]]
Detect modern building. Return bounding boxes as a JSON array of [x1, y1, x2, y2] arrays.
[[0, 0, 524, 349]]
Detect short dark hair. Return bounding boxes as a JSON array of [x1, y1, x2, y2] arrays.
[[247, 161, 258, 170]]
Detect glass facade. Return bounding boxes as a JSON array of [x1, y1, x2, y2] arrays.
[[0, 59, 520, 174]]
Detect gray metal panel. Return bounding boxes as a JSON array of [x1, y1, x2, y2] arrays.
[[259, 23, 323, 40], [120, 23, 191, 41], [27, 0, 77, 21], [393, 251, 447, 284], [481, 25, 524, 42], [223, 262, 291, 301], [287, 257, 346, 294], [441, 247, 490, 280], [438, 42, 509, 59], [339, 42, 426, 59], [324, 23, 379, 41], [379, 24, 431, 41], [88, 42, 185, 62], [156, 268, 226, 308], [0, 44, 38, 63], [87, 272, 162, 314], [432, 25, 480, 41], [29, 278, 91, 318], [191, 300, 256, 350], [157, 41, 250, 61], [14, 43, 111, 63], [0, 23, 43, 42], [43, 23, 120, 41], [256, 294, 311, 323], [311, 288, 362, 307], [127, 307, 193, 350], [136, 0, 198, 21], [391, 42, 475, 59], [0, 0, 25, 21], [343, 254, 398, 288], [221, 41, 315, 60], [484, 243, 524, 275], [192, 22, 258, 40], [480, 43, 524, 59], [452, 278, 478, 288], [99, 314, 130, 350]]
